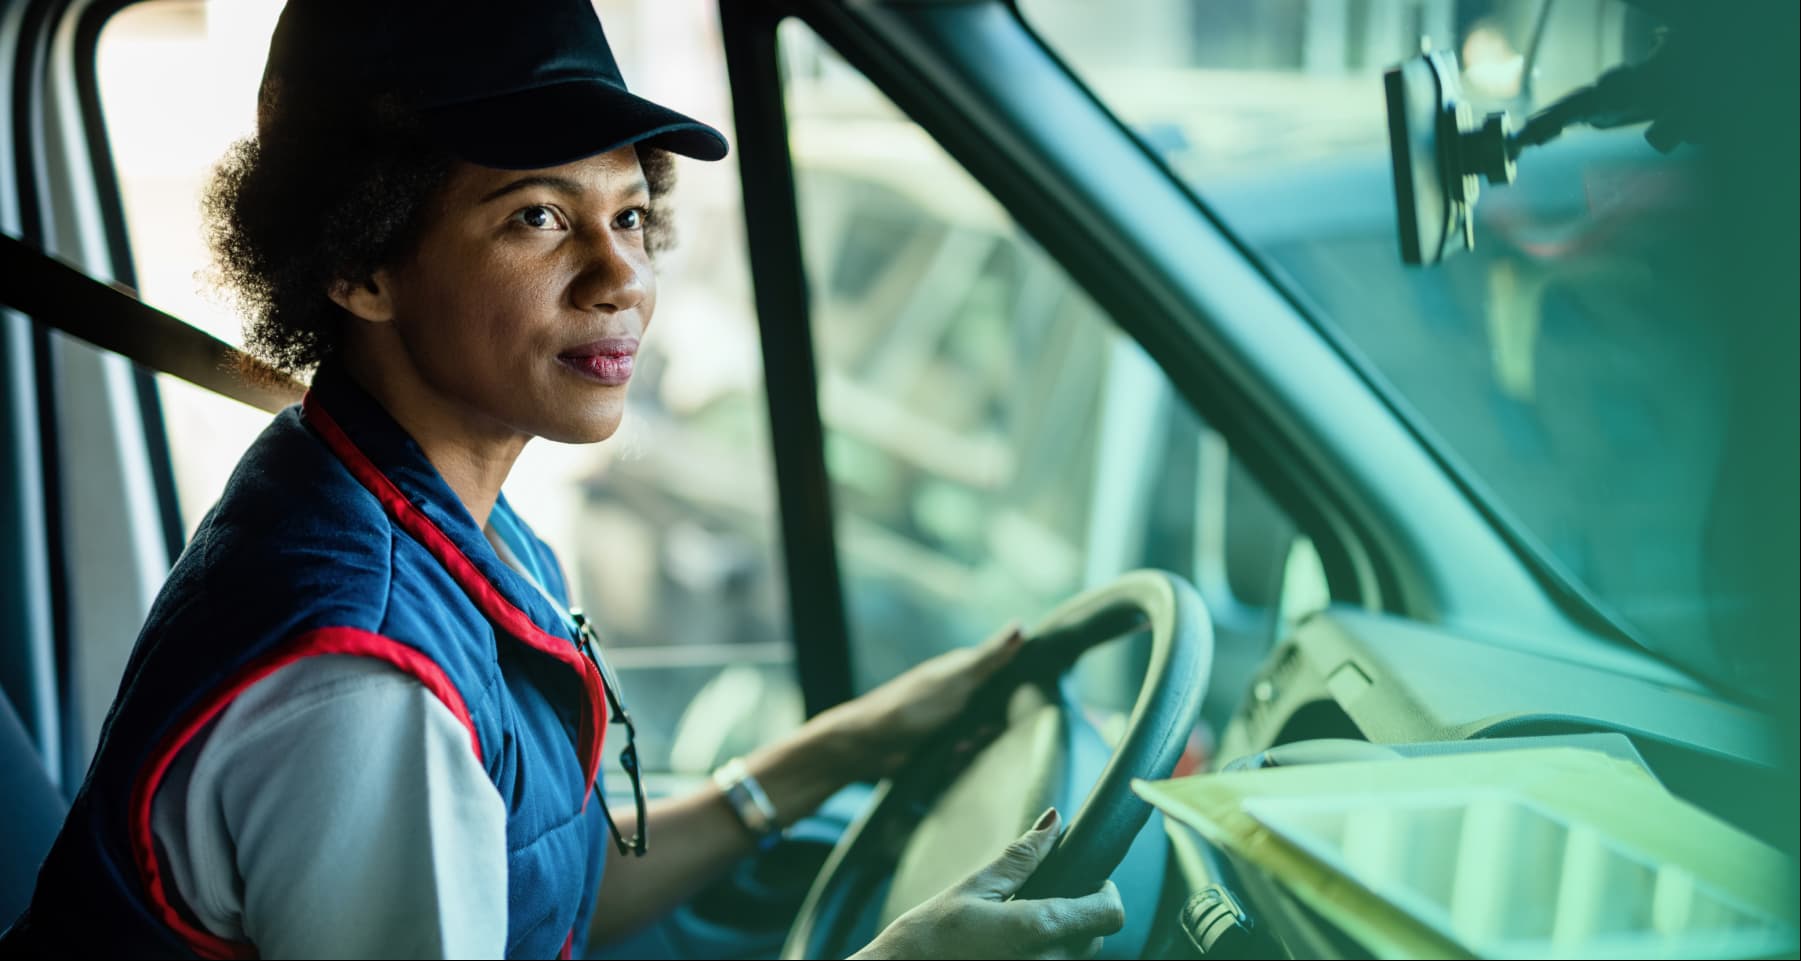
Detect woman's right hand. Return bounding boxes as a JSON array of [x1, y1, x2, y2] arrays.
[[849, 809, 1126, 960]]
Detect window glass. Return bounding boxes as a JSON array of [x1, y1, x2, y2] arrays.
[[97, 0, 799, 774], [1020, 0, 1787, 691], [778, 22, 1293, 731]]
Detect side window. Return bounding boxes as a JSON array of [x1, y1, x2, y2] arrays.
[[778, 22, 1299, 734], [95, 0, 800, 775]]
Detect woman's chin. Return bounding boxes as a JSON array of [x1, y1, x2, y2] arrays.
[[540, 409, 625, 445]]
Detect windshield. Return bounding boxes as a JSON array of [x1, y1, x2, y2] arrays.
[[1020, 0, 1798, 695]]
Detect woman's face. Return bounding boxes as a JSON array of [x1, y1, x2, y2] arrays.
[[357, 144, 657, 446]]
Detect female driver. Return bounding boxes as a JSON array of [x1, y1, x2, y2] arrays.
[[2, 0, 1124, 958]]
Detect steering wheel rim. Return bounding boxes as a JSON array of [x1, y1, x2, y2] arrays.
[[782, 569, 1213, 960]]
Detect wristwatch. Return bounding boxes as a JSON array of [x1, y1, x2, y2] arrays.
[[712, 756, 784, 851]]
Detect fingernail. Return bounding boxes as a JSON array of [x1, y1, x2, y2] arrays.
[[1034, 807, 1059, 832]]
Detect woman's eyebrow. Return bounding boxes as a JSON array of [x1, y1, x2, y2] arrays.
[[479, 175, 585, 204], [478, 175, 650, 204]]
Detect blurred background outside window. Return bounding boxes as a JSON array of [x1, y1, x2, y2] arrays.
[[779, 22, 1297, 745]]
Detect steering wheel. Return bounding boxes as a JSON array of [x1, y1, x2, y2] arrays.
[[782, 569, 1213, 960]]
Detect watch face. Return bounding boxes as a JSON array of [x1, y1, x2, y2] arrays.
[[717, 760, 779, 838]]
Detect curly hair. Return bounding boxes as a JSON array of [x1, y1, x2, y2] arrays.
[[202, 85, 678, 377]]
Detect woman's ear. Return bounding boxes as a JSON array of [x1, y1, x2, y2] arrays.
[[328, 271, 396, 324]]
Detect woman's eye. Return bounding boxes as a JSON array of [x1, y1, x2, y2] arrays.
[[614, 207, 646, 231], [513, 205, 565, 231]]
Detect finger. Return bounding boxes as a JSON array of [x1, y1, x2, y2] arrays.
[[952, 722, 1008, 761], [976, 620, 1025, 665], [1026, 881, 1126, 943], [1039, 936, 1106, 961], [1021, 931, 1106, 961], [961, 807, 1059, 899]]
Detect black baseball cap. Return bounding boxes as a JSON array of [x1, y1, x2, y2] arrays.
[[261, 0, 729, 169]]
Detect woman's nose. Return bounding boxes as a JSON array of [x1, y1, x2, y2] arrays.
[[571, 229, 649, 314]]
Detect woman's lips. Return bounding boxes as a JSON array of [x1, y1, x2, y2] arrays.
[[557, 338, 638, 386]]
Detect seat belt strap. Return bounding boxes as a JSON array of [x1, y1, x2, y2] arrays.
[[0, 232, 302, 414]]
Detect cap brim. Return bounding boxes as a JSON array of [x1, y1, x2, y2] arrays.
[[423, 80, 729, 169]]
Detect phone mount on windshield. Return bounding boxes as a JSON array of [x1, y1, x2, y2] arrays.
[[1383, 13, 1709, 268]]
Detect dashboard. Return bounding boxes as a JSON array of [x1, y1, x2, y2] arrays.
[[1148, 607, 1791, 958]]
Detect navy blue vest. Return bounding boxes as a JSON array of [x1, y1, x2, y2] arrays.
[[4, 366, 611, 958]]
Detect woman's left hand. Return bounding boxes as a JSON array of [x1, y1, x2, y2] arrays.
[[821, 621, 1025, 780]]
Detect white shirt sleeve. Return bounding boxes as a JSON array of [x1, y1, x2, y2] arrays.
[[151, 654, 508, 960]]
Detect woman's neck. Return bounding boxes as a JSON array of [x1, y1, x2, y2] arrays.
[[339, 345, 529, 531]]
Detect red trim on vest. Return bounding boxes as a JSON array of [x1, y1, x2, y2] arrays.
[[560, 928, 576, 960], [128, 627, 481, 961], [301, 392, 607, 804]]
